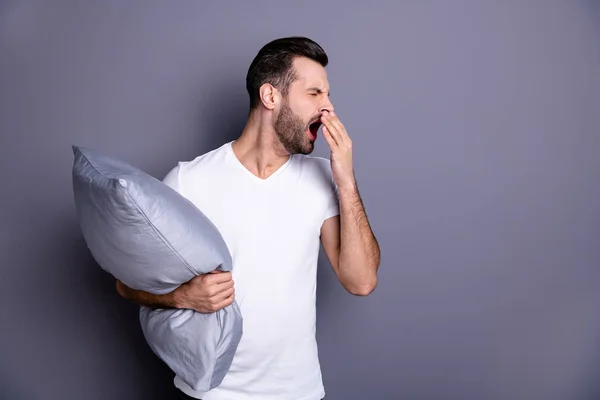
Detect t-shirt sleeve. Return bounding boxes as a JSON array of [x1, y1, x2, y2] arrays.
[[324, 188, 340, 220], [323, 162, 340, 221], [161, 163, 182, 194]]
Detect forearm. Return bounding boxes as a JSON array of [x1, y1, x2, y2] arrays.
[[116, 280, 181, 309], [337, 180, 380, 295]]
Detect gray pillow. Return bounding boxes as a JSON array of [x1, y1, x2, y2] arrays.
[[71, 145, 242, 392]]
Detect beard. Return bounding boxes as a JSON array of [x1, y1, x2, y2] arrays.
[[274, 99, 318, 155]]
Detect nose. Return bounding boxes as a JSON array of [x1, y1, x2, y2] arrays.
[[319, 97, 334, 114]]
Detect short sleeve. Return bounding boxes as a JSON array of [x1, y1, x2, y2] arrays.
[[323, 164, 340, 221], [324, 188, 340, 220], [161, 163, 182, 194]]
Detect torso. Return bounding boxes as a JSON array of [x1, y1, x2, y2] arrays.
[[164, 141, 338, 400]]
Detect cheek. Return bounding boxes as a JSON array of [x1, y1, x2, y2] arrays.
[[288, 96, 315, 116]]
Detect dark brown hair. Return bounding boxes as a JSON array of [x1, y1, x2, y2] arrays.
[[246, 36, 328, 110]]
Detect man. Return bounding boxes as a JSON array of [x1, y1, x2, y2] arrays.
[[116, 36, 380, 400]]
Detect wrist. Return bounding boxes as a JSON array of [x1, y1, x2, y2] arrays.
[[335, 170, 357, 193], [337, 178, 357, 196], [171, 284, 188, 309]]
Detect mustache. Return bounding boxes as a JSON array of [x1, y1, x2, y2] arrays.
[[307, 114, 323, 125]]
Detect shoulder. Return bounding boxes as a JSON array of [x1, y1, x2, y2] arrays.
[[294, 154, 333, 180], [178, 141, 231, 174], [292, 155, 339, 220], [162, 141, 231, 191], [292, 154, 337, 194]]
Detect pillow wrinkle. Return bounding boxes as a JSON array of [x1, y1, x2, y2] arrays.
[[71, 145, 242, 393]]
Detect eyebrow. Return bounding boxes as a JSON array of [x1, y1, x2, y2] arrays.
[[306, 87, 331, 96]]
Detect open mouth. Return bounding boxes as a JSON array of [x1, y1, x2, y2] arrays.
[[308, 120, 322, 140]]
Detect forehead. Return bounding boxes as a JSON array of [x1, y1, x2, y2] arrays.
[[291, 56, 329, 90]]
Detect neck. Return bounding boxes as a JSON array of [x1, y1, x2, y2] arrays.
[[231, 109, 290, 179]]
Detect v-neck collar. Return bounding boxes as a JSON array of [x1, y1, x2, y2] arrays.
[[226, 141, 293, 183]]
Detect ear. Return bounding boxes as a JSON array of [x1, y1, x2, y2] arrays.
[[259, 83, 279, 110]]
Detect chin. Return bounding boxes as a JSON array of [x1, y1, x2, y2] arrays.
[[297, 141, 315, 155], [288, 146, 313, 156], [279, 134, 315, 155]]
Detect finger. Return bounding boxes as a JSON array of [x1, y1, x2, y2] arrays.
[[206, 271, 232, 284], [215, 279, 235, 290], [321, 125, 338, 149], [325, 114, 345, 143], [213, 293, 235, 311], [327, 112, 349, 142], [212, 275, 235, 291], [321, 115, 340, 145], [212, 286, 235, 302], [209, 280, 234, 297], [205, 281, 234, 300]]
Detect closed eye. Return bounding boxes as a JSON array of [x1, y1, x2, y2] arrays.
[[307, 87, 331, 97]]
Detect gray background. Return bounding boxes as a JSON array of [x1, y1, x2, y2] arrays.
[[1, 1, 599, 399]]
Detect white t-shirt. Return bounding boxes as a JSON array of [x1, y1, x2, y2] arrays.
[[162, 141, 339, 400]]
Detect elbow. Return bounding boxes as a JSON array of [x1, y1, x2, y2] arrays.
[[339, 256, 380, 296], [347, 275, 378, 296], [115, 280, 129, 299]]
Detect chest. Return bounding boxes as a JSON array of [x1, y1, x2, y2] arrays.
[[185, 176, 328, 256]]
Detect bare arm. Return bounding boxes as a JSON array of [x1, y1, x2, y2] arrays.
[[116, 280, 180, 309], [321, 181, 380, 296], [319, 109, 380, 296], [115, 271, 235, 313]]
